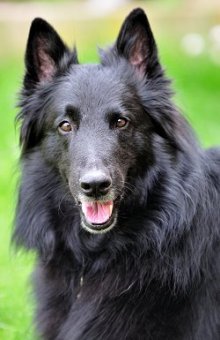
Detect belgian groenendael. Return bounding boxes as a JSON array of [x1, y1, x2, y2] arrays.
[[14, 8, 220, 340]]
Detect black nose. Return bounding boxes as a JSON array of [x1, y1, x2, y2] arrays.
[[80, 171, 112, 197]]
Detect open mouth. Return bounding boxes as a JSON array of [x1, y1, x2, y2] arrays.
[[80, 200, 117, 234]]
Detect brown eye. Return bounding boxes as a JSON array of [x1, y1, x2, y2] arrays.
[[115, 117, 129, 129], [58, 121, 72, 134]]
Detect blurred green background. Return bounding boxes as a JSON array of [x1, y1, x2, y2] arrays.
[[0, 0, 220, 338]]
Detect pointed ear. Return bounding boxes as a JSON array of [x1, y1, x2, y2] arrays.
[[115, 8, 160, 76], [24, 18, 77, 88]]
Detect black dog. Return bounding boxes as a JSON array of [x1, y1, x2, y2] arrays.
[[14, 8, 220, 340]]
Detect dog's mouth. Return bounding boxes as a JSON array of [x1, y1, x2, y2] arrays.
[[80, 200, 117, 234]]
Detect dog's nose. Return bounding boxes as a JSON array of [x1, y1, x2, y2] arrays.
[[80, 171, 112, 197]]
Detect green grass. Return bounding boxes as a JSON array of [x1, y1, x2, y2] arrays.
[[159, 38, 220, 147], [0, 57, 36, 340], [0, 23, 220, 340]]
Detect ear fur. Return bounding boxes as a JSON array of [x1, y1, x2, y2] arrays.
[[24, 18, 78, 88], [115, 8, 160, 76]]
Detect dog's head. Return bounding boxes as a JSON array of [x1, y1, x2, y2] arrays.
[[18, 9, 183, 234]]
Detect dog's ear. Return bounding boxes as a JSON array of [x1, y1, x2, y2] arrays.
[[24, 18, 77, 88], [115, 8, 160, 77]]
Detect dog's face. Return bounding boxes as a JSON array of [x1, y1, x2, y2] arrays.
[[19, 9, 179, 234], [42, 66, 147, 234]]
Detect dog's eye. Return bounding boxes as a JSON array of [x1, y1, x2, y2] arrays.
[[58, 121, 72, 134], [115, 118, 129, 129]]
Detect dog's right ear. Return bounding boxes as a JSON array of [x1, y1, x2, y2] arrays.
[[24, 18, 78, 89]]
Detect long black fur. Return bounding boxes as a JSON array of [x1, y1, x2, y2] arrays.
[[14, 8, 220, 340]]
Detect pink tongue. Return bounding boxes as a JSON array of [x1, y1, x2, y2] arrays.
[[82, 201, 113, 224]]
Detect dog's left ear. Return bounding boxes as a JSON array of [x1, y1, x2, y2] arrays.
[[115, 8, 160, 77]]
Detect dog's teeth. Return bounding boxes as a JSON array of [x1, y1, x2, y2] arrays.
[[109, 202, 113, 216]]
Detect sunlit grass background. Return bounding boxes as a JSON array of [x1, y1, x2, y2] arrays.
[[0, 0, 220, 339]]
